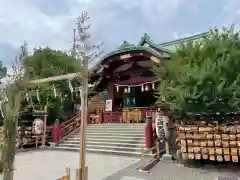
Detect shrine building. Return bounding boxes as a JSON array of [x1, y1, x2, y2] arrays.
[[88, 32, 209, 123]]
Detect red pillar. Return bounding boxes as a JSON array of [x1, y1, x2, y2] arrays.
[[52, 119, 61, 144], [144, 116, 153, 148], [108, 83, 115, 111]]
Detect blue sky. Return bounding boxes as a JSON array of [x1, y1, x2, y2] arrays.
[[0, 0, 240, 68]]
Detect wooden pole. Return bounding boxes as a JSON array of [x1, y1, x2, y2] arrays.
[[140, 148, 145, 170], [79, 88, 84, 180], [29, 72, 81, 84], [65, 167, 70, 180], [41, 105, 48, 147], [76, 168, 80, 180], [79, 54, 88, 180]]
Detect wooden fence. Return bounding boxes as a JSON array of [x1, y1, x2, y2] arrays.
[[55, 167, 88, 180], [55, 167, 70, 180]]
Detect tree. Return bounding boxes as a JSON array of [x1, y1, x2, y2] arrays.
[[155, 26, 240, 120], [22, 47, 79, 123], [74, 11, 103, 65]]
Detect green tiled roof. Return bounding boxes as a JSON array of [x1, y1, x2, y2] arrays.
[[138, 33, 171, 53], [118, 41, 135, 50], [91, 31, 209, 74], [159, 32, 209, 52]]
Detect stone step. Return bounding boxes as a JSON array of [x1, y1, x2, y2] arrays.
[[75, 132, 144, 137], [59, 143, 142, 152], [88, 124, 145, 126], [66, 137, 145, 144], [72, 128, 145, 134], [62, 140, 144, 148], [85, 129, 144, 133], [71, 134, 145, 140], [87, 124, 145, 128], [86, 128, 145, 131], [57, 123, 148, 157], [54, 146, 154, 157], [86, 129, 144, 133], [88, 137, 145, 143]]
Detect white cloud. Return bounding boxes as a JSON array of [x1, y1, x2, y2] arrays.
[[0, 0, 73, 50], [0, 0, 188, 58], [1, 0, 240, 66]]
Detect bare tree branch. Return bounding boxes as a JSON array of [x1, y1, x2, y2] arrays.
[[75, 11, 104, 65]]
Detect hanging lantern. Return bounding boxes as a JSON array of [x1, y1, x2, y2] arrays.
[[124, 87, 128, 93], [116, 85, 119, 92], [36, 90, 40, 102], [152, 82, 155, 89], [53, 86, 57, 98], [141, 84, 144, 92], [145, 84, 149, 91], [68, 80, 73, 93], [128, 86, 131, 93]]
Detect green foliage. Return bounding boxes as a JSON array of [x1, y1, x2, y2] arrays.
[[23, 47, 79, 123], [23, 47, 79, 78], [155, 26, 240, 119]]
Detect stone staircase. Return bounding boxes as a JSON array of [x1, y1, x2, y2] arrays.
[[55, 123, 152, 156], [88, 91, 106, 113]]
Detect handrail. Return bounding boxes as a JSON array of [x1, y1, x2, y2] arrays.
[[59, 117, 80, 140], [60, 116, 77, 128], [60, 119, 79, 133]]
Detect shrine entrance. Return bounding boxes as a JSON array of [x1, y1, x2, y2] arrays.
[[115, 85, 157, 108]]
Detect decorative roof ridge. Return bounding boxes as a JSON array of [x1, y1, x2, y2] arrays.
[[138, 33, 150, 45], [138, 33, 171, 53], [159, 32, 209, 47], [118, 40, 135, 50]]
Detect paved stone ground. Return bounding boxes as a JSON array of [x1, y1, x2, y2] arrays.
[[11, 150, 138, 180], [104, 160, 240, 180], [4, 150, 240, 180]]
